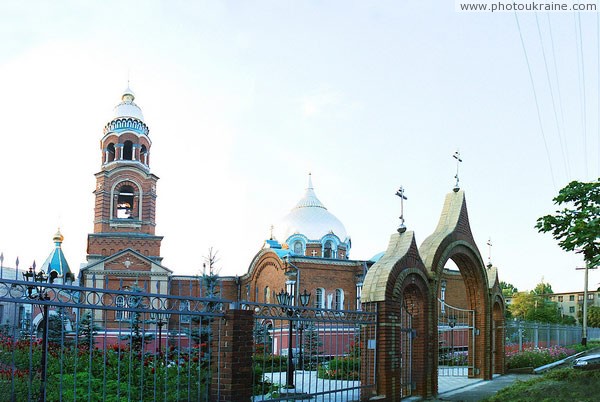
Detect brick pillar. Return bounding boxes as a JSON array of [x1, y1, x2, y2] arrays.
[[211, 307, 254, 402], [360, 300, 407, 401], [360, 302, 377, 401]]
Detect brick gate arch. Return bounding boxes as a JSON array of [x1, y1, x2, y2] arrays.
[[362, 231, 435, 399], [420, 190, 493, 381], [361, 190, 503, 400]]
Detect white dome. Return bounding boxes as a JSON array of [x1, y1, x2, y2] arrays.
[[277, 174, 348, 242], [112, 87, 145, 122]]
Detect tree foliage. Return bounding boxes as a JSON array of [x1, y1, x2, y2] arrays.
[[47, 308, 73, 347], [532, 280, 553, 297], [119, 286, 154, 351], [536, 179, 600, 266], [587, 306, 600, 328], [500, 281, 518, 297], [509, 292, 562, 323], [77, 311, 101, 350]]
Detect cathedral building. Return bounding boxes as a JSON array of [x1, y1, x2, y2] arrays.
[[234, 174, 368, 310], [75, 87, 370, 316]]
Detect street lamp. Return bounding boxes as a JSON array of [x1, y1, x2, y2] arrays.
[[277, 288, 311, 389], [297, 289, 311, 370], [22, 261, 51, 402], [155, 311, 170, 353]]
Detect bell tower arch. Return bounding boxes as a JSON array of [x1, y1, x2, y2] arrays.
[[86, 88, 163, 264]]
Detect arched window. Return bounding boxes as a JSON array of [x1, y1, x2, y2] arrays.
[[335, 289, 344, 310], [293, 241, 303, 255], [116, 185, 135, 219], [115, 296, 130, 320], [123, 140, 133, 160], [141, 144, 148, 165], [107, 143, 116, 163], [324, 241, 333, 258], [315, 288, 325, 309], [264, 286, 271, 303]]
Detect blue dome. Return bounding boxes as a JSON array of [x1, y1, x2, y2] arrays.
[[40, 229, 72, 283]]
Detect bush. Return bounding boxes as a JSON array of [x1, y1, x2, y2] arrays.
[[317, 357, 360, 380], [252, 354, 287, 396], [567, 340, 600, 354]]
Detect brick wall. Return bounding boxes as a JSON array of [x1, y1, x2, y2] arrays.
[[210, 308, 254, 402]]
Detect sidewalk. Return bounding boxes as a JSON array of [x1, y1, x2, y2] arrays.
[[434, 374, 537, 401]]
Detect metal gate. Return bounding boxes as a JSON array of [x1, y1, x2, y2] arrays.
[[438, 300, 475, 376], [399, 300, 413, 398]]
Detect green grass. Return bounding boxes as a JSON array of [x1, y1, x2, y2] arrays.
[[483, 368, 600, 402]]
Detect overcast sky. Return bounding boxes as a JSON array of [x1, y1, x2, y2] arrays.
[[0, 1, 598, 293]]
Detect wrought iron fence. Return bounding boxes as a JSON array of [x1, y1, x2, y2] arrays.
[[0, 277, 225, 402], [248, 300, 377, 401], [505, 320, 600, 352]]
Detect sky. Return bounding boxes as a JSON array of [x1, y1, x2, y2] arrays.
[[0, 1, 598, 293]]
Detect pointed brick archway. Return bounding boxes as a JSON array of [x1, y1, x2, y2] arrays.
[[361, 190, 502, 400], [420, 190, 493, 381], [361, 231, 434, 399]]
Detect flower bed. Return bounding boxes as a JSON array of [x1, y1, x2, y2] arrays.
[[505, 345, 576, 370]]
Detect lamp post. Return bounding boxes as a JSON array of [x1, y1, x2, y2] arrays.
[[277, 288, 311, 389], [297, 289, 311, 370], [22, 261, 51, 402], [155, 312, 170, 353]]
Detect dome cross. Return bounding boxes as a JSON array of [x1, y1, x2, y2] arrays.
[[395, 186, 407, 234], [453, 150, 463, 192]]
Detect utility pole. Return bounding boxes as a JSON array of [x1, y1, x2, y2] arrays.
[[576, 261, 598, 346]]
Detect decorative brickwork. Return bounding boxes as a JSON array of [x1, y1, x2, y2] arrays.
[[210, 308, 254, 402], [361, 190, 505, 399], [362, 231, 434, 399]]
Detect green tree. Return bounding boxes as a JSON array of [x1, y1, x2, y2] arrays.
[[561, 315, 577, 325], [499, 281, 518, 297], [47, 308, 73, 347], [77, 311, 100, 350], [536, 179, 600, 268], [587, 306, 600, 328], [509, 292, 561, 323], [119, 286, 154, 351], [302, 323, 323, 369], [532, 280, 553, 297]]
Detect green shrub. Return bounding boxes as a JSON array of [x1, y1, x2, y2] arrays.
[[317, 357, 360, 380], [567, 340, 600, 354], [252, 354, 288, 396]]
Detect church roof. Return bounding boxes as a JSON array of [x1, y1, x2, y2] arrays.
[[112, 86, 145, 122], [40, 229, 72, 281], [277, 174, 348, 243]]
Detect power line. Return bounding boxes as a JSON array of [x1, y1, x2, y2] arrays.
[[547, 13, 569, 162], [536, 13, 570, 180], [597, 12, 600, 177], [515, 12, 557, 189], [575, 12, 588, 178]]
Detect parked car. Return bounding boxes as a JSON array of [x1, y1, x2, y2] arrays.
[[573, 354, 600, 370]]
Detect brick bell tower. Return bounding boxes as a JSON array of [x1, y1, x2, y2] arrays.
[[85, 87, 163, 265]]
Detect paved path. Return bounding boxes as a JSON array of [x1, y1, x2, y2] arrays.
[[434, 374, 537, 401]]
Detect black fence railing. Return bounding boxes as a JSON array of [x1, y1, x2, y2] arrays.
[[247, 300, 377, 401], [0, 278, 225, 402]]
